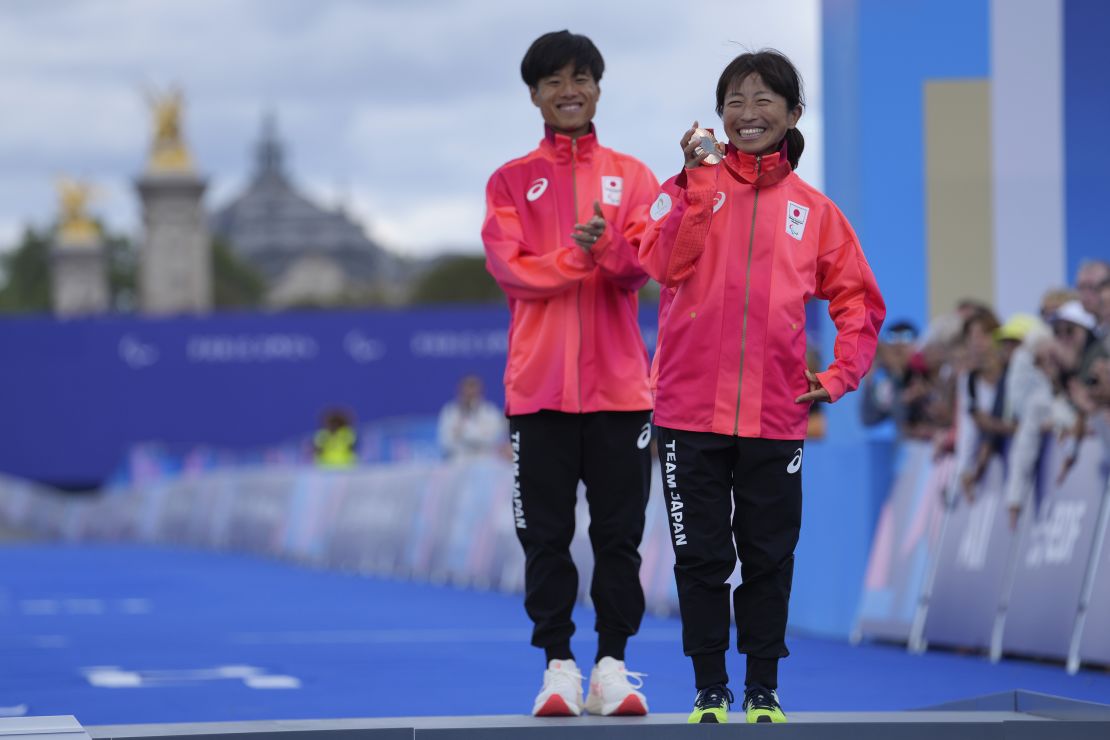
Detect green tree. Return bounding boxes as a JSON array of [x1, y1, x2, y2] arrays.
[[639, 280, 661, 304], [105, 231, 137, 310], [408, 254, 503, 304], [0, 223, 136, 313], [212, 237, 266, 308], [0, 226, 52, 312]]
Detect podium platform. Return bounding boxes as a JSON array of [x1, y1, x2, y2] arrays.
[[0, 716, 90, 740], [79, 692, 1110, 740]]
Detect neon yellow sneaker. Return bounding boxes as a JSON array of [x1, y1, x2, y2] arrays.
[[687, 684, 734, 723], [743, 686, 787, 723]]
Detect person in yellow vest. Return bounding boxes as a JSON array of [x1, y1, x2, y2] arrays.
[[314, 408, 358, 468]]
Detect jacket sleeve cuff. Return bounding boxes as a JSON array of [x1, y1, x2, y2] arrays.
[[590, 228, 614, 260], [564, 243, 596, 272], [684, 164, 718, 195], [816, 369, 847, 404]]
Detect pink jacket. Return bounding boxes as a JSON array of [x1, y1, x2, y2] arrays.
[[482, 127, 658, 415], [639, 147, 885, 438]]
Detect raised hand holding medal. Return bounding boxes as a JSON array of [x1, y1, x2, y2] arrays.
[[681, 120, 724, 169]]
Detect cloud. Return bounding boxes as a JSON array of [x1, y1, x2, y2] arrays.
[[0, 0, 821, 258]]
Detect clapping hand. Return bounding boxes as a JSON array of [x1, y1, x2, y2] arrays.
[[572, 201, 607, 252]]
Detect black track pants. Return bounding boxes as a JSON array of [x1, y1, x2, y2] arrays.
[[509, 410, 652, 656], [657, 427, 803, 690]]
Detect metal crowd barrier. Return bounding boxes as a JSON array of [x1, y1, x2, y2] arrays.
[[854, 437, 1110, 672], [0, 458, 681, 619]]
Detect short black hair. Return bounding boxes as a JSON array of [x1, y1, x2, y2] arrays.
[[882, 320, 919, 344], [521, 30, 604, 89]]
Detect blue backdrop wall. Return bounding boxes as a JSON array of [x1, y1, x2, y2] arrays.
[[1065, 0, 1110, 280], [0, 307, 536, 487]]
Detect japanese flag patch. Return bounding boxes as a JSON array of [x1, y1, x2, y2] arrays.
[[601, 175, 623, 206], [785, 201, 809, 241]]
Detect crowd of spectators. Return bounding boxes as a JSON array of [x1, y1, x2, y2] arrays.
[[861, 259, 1110, 526]]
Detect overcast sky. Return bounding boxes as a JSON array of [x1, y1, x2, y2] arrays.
[[0, 0, 821, 258]]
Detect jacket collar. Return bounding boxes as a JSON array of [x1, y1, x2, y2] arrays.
[[722, 139, 793, 189], [541, 124, 598, 163]]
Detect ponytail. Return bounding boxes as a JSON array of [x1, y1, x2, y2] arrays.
[[785, 128, 804, 170]]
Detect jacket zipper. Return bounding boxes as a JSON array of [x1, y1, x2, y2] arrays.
[[572, 138, 583, 412], [733, 155, 761, 435]]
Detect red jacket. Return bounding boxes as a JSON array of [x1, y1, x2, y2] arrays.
[[639, 147, 885, 438], [482, 127, 658, 415]]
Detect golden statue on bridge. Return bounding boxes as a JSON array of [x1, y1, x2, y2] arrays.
[[146, 85, 194, 173], [55, 178, 99, 245]]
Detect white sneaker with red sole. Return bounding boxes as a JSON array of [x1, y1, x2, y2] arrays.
[[532, 659, 584, 717], [585, 656, 649, 716]]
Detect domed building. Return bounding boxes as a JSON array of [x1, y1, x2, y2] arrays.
[[211, 116, 392, 306]]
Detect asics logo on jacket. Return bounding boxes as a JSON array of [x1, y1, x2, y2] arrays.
[[526, 178, 549, 201]]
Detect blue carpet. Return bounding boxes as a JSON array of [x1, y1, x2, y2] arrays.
[[0, 543, 1107, 724]]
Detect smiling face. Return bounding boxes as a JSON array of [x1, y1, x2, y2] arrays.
[[530, 63, 599, 139], [721, 73, 802, 157]]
